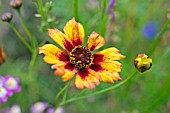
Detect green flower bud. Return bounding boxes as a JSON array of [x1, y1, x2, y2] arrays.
[[134, 53, 152, 73], [1, 12, 13, 22], [10, 0, 22, 9]]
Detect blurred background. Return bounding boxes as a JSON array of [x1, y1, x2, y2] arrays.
[[0, 0, 170, 113]]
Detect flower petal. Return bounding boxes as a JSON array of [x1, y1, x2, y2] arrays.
[[100, 61, 122, 72], [48, 28, 74, 52], [62, 70, 76, 82], [75, 69, 101, 89], [52, 63, 76, 82], [39, 44, 65, 64], [63, 18, 85, 46], [86, 32, 105, 51], [98, 70, 122, 83], [97, 47, 126, 62], [75, 75, 84, 89]]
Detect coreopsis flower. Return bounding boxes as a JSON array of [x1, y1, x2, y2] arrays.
[[3, 75, 21, 96], [134, 54, 152, 73], [30, 102, 48, 113], [39, 18, 125, 89]]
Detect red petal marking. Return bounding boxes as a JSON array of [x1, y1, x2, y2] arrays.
[[90, 63, 102, 72], [89, 34, 100, 51], [64, 40, 74, 52], [93, 54, 104, 63], [90, 45, 96, 51], [65, 62, 75, 71], [78, 68, 89, 79], [59, 52, 69, 62], [72, 38, 82, 47]]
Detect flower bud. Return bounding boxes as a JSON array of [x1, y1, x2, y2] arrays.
[[134, 53, 152, 73], [1, 12, 13, 22], [10, 0, 22, 9], [0, 47, 6, 65]]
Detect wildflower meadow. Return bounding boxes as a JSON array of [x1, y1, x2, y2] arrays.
[[0, 0, 170, 113]]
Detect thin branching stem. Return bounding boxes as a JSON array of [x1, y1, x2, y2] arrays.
[[9, 21, 33, 53], [148, 19, 170, 56], [60, 71, 137, 106], [55, 80, 71, 107], [16, 9, 36, 48], [74, 0, 79, 20]]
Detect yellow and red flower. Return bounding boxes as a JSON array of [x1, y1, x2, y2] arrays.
[[39, 18, 125, 89]]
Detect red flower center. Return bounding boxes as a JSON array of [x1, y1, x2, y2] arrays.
[[69, 46, 93, 69]]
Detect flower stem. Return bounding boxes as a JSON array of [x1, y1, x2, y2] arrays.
[[8, 21, 33, 53], [148, 19, 170, 56], [55, 80, 71, 107], [62, 87, 68, 103], [60, 71, 137, 106], [35, 0, 46, 22], [74, 0, 79, 20], [100, 0, 107, 37], [28, 49, 37, 80], [16, 9, 36, 48]]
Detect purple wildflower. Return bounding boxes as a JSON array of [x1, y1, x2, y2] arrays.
[[107, 0, 116, 20], [54, 107, 65, 113], [5, 104, 21, 113], [142, 21, 159, 40], [0, 76, 9, 104], [0, 87, 9, 104], [0, 75, 21, 104], [30, 102, 48, 113], [46, 107, 65, 113], [3, 75, 21, 96], [46, 107, 54, 113], [108, 0, 116, 9]]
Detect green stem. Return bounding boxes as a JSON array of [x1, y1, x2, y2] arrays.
[[35, 0, 46, 22], [100, 0, 107, 37], [16, 9, 36, 48], [27, 49, 37, 81], [97, 0, 102, 9], [60, 71, 137, 106], [55, 81, 71, 107], [148, 19, 170, 56], [62, 87, 68, 103], [8, 21, 33, 53], [74, 0, 78, 20]]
